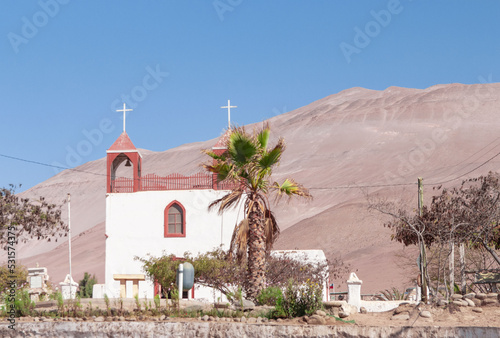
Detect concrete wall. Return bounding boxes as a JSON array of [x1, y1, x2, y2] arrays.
[[359, 299, 417, 313], [346, 272, 417, 312]]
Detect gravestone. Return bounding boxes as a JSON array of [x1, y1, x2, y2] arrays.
[[27, 267, 50, 301], [59, 274, 78, 300]]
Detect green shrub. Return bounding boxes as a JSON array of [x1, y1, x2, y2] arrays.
[[170, 288, 179, 310], [274, 279, 323, 318], [256, 286, 282, 306], [376, 287, 408, 301], [226, 286, 243, 307], [134, 294, 141, 311], [2, 287, 35, 317], [51, 290, 64, 313], [104, 293, 110, 313], [0, 264, 28, 297], [154, 294, 161, 310], [77, 272, 98, 298]]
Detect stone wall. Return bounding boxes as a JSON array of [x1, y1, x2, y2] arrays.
[[1, 322, 500, 338]]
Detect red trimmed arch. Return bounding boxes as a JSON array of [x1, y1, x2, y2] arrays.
[[164, 200, 186, 238]]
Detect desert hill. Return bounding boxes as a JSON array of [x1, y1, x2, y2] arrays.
[[7, 82, 500, 294]]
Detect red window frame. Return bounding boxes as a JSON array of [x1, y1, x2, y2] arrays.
[[164, 201, 186, 238]]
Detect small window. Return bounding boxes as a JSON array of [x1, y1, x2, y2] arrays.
[[164, 201, 186, 237]]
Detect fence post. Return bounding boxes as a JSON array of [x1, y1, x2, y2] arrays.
[[347, 272, 362, 311]]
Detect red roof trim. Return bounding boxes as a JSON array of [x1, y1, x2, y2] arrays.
[[108, 132, 138, 152], [212, 129, 231, 149]]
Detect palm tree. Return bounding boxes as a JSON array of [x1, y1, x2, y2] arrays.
[[203, 124, 311, 299]]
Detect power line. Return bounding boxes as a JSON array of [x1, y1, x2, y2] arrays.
[[0, 153, 106, 177], [429, 136, 500, 180], [0, 153, 218, 188], [427, 151, 500, 186], [309, 182, 415, 190], [2, 146, 500, 191]]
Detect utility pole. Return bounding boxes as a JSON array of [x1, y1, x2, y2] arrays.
[[418, 177, 428, 303], [68, 193, 72, 278]]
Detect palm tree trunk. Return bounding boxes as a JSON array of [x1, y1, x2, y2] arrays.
[[247, 200, 266, 300]]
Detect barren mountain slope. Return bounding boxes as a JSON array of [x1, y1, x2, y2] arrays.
[[8, 83, 500, 291]]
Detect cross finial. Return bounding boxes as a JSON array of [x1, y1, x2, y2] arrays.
[[116, 103, 133, 133], [220, 99, 237, 129]]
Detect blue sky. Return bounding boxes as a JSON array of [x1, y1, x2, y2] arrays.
[[1, 0, 499, 191]]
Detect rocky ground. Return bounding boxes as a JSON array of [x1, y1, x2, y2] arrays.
[[3, 292, 500, 328]]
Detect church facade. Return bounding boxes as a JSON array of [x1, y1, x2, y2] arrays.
[[92, 106, 330, 301], [94, 129, 242, 300]]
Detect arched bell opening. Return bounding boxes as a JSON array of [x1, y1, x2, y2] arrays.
[[112, 154, 134, 179], [109, 153, 140, 193]]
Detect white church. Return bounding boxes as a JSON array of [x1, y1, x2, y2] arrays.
[[93, 104, 329, 301]]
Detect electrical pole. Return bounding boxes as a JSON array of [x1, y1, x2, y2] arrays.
[[68, 193, 72, 278], [418, 177, 428, 303]]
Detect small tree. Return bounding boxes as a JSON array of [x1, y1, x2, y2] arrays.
[[138, 248, 338, 300], [0, 263, 28, 296], [0, 185, 67, 247], [371, 172, 500, 299], [77, 272, 98, 298], [445, 173, 500, 265], [136, 253, 182, 298]]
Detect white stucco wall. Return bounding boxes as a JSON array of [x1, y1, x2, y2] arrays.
[[102, 189, 242, 299], [359, 299, 418, 312]]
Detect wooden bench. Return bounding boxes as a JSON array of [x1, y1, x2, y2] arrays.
[[113, 274, 145, 298]]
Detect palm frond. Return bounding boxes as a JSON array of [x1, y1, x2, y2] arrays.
[[203, 162, 234, 182], [273, 179, 312, 202], [257, 125, 270, 150], [264, 209, 280, 251], [208, 189, 244, 214], [228, 218, 249, 262], [258, 139, 284, 172], [228, 130, 257, 166], [201, 149, 226, 161]]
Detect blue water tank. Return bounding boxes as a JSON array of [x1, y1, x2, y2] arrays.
[[177, 263, 195, 291]]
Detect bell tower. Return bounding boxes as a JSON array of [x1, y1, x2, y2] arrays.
[[210, 129, 230, 190], [106, 132, 142, 193], [106, 104, 142, 193]]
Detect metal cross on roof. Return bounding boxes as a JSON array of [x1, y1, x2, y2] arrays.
[[116, 103, 133, 133], [220, 99, 237, 129]]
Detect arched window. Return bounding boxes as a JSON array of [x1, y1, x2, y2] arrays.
[[164, 201, 186, 237]]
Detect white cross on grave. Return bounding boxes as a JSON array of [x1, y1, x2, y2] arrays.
[[220, 99, 237, 129], [116, 103, 133, 133]]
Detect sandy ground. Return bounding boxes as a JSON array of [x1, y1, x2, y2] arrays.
[[351, 305, 500, 328], [9, 298, 500, 328]]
